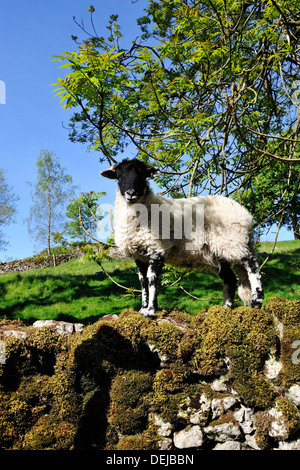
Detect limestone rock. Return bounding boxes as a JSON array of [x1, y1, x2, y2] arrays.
[[268, 401, 300, 440], [32, 320, 84, 336], [74, 323, 85, 334], [245, 434, 262, 450], [174, 425, 204, 449], [2, 330, 28, 340], [151, 414, 173, 437], [158, 438, 173, 450], [101, 314, 119, 322], [213, 441, 242, 450], [204, 420, 242, 442], [178, 393, 211, 426], [277, 438, 300, 450], [211, 396, 237, 419], [286, 385, 300, 408], [269, 407, 289, 439], [264, 354, 282, 380], [234, 406, 255, 435], [211, 376, 228, 393]]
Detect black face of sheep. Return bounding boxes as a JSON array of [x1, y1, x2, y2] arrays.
[[101, 159, 159, 204]]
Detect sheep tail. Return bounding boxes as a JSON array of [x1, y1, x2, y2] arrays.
[[234, 264, 252, 305]]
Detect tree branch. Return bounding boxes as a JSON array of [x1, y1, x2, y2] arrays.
[[227, 83, 300, 163]]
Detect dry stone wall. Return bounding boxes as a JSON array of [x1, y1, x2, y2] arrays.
[[0, 252, 82, 274], [0, 297, 299, 451]]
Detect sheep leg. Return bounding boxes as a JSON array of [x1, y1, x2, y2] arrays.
[[135, 259, 149, 316], [218, 260, 237, 308], [144, 254, 164, 318], [241, 254, 264, 308]]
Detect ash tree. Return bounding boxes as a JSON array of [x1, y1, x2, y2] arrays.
[[0, 168, 18, 252], [27, 150, 77, 255], [235, 150, 300, 240], [53, 0, 300, 239]]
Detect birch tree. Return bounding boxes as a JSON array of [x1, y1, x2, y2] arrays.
[[27, 150, 76, 255]]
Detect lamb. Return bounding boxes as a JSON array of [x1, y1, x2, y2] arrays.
[[101, 158, 264, 318]]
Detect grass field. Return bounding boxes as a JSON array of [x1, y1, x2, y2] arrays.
[[0, 240, 299, 324]]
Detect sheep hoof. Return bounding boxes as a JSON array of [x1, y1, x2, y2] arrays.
[[139, 307, 156, 319], [144, 313, 156, 319]]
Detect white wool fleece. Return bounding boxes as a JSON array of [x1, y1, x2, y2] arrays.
[[114, 187, 253, 269]]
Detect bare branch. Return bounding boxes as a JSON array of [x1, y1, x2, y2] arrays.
[[227, 83, 300, 163]]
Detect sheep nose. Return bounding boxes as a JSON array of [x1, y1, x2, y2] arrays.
[[125, 189, 139, 202], [127, 189, 137, 196]]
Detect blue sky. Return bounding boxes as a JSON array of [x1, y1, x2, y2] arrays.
[[0, 0, 149, 261], [0, 0, 294, 261]]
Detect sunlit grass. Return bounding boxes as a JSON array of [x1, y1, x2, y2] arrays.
[[0, 240, 299, 324]]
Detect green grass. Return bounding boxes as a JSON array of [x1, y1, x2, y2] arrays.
[[0, 240, 299, 324]]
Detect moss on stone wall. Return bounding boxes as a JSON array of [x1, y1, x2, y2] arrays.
[[108, 370, 153, 435], [0, 297, 299, 450], [265, 297, 300, 388]]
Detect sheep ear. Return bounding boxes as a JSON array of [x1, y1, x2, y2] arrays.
[[101, 167, 117, 179], [146, 166, 160, 179]]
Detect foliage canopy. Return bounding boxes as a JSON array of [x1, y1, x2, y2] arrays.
[[54, 0, 300, 238]]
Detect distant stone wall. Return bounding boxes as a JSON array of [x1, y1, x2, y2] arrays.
[[0, 252, 82, 274]]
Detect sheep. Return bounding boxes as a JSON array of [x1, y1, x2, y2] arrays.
[[101, 158, 264, 318]]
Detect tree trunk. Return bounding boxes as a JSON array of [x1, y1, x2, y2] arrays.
[[291, 213, 300, 240], [47, 193, 51, 255]]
